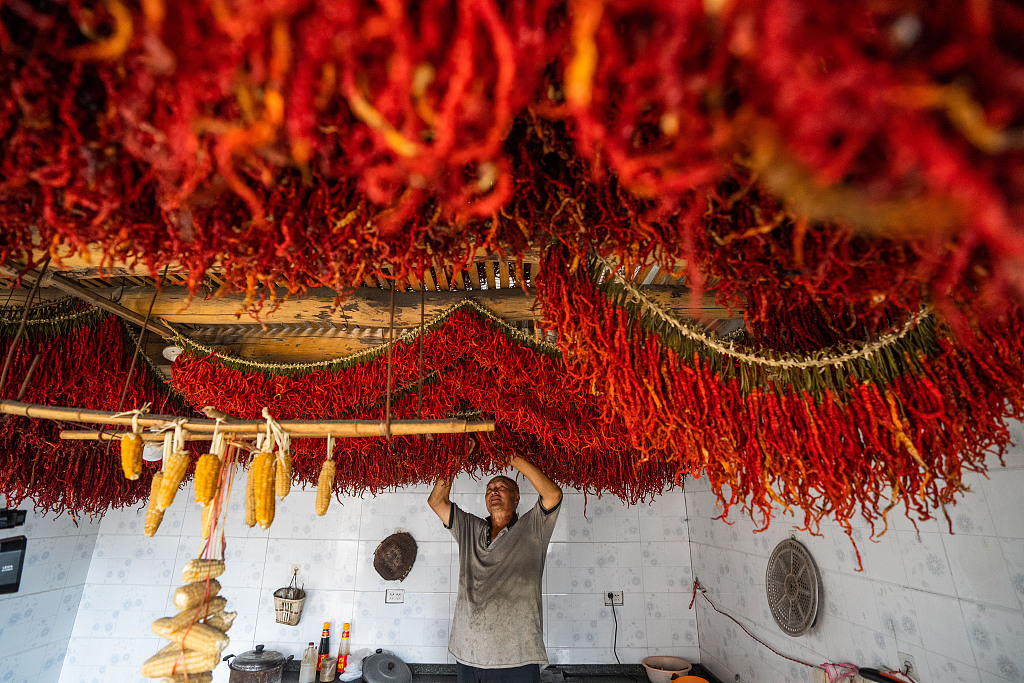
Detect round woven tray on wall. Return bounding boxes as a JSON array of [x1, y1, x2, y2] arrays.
[[373, 532, 418, 582]]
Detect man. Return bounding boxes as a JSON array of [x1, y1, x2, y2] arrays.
[[428, 456, 563, 683]]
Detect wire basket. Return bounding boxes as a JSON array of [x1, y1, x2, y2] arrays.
[[273, 570, 306, 626]]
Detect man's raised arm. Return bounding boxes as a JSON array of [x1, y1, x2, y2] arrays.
[[428, 477, 454, 525], [509, 456, 562, 510]]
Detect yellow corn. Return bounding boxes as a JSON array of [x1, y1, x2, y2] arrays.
[[252, 451, 275, 529], [180, 558, 225, 583], [205, 610, 236, 633], [315, 460, 336, 516], [158, 674, 213, 683], [275, 450, 292, 499], [200, 502, 214, 540], [121, 432, 143, 480], [157, 674, 213, 683], [141, 643, 220, 677], [244, 460, 256, 527], [172, 579, 222, 611], [164, 596, 227, 633], [150, 618, 229, 655], [193, 453, 221, 504], [157, 450, 190, 511], [144, 472, 165, 537]]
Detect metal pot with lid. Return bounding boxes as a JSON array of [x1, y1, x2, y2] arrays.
[[362, 648, 412, 683], [223, 644, 293, 683]]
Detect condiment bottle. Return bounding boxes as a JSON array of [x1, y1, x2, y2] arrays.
[[317, 622, 331, 672], [336, 622, 351, 673], [299, 642, 318, 683]]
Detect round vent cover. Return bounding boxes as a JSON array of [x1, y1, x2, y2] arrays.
[[765, 538, 820, 636]]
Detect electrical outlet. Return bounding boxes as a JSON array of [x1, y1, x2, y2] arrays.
[[896, 652, 919, 682], [385, 588, 405, 604], [291, 564, 301, 576], [603, 591, 623, 606]]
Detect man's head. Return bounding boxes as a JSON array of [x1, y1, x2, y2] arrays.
[[485, 475, 520, 518]]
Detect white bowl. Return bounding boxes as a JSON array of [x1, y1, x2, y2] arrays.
[[641, 656, 693, 683]]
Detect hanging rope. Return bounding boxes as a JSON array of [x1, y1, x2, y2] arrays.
[[592, 253, 930, 371], [168, 298, 558, 374], [385, 277, 396, 440], [0, 257, 51, 395]]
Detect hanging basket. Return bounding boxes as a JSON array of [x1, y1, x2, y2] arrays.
[[273, 570, 306, 626]]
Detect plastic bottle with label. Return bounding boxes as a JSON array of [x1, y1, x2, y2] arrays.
[[336, 622, 351, 673], [299, 642, 318, 683]]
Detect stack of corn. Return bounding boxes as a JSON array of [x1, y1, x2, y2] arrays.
[[141, 559, 236, 681]]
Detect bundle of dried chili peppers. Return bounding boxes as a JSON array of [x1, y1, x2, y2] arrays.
[[2, 0, 1023, 322], [537, 246, 1024, 566], [169, 303, 674, 503], [0, 301, 193, 517]]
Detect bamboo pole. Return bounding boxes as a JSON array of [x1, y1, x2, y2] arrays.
[[0, 400, 494, 437], [60, 417, 494, 440]]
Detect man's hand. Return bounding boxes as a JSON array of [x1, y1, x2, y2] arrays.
[[509, 456, 562, 511], [428, 478, 454, 525]]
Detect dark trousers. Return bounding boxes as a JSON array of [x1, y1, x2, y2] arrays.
[[456, 663, 540, 683]]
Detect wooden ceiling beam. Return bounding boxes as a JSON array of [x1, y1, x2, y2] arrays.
[[4, 283, 739, 327], [1, 263, 176, 339]]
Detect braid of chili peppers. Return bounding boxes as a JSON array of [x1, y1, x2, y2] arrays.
[[535, 244, 1024, 569], [0, 313, 197, 516]]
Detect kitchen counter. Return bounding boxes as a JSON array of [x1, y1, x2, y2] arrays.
[[281, 662, 723, 683]]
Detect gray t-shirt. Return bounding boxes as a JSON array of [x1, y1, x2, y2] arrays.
[[447, 498, 561, 668]]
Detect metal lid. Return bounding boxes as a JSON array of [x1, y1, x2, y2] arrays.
[[362, 650, 412, 683], [225, 644, 287, 672]]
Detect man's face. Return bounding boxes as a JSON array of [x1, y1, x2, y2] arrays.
[[485, 477, 520, 517]]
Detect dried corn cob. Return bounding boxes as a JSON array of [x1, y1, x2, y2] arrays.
[[275, 450, 292, 499], [150, 618, 229, 654], [141, 643, 219, 678], [164, 596, 228, 633], [158, 674, 213, 683], [157, 450, 190, 511], [193, 453, 221, 504], [252, 450, 275, 529], [172, 579, 222, 611], [181, 558, 225, 583], [121, 432, 143, 480], [315, 460, 336, 516], [144, 472, 165, 537], [204, 610, 236, 633], [244, 459, 257, 527], [200, 502, 214, 540], [158, 673, 213, 683]]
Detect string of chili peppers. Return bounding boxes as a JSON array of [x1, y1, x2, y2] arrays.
[[2, 0, 1024, 326], [169, 307, 676, 504], [535, 245, 1024, 568], [0, 301, 197, 517]]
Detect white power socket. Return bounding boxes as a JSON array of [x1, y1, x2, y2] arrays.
[[385, 588, 405, 604], [603, 591, 623, 606]]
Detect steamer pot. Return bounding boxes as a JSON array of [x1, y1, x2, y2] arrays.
[[362, 649, 412, 683], [223, 644, 292, 683]]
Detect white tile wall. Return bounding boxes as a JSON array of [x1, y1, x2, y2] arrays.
[[0, 503, 100, 683], [686, 422, 1024, 683], [20, 424, 1021, 683], [57, 470, 699, 683]]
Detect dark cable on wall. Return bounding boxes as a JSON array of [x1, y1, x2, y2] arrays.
[[609, 592, 621, 666]]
